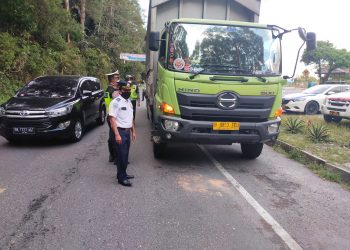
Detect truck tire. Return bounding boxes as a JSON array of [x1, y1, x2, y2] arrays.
[[153, 141, 166, 159], [304, 101, 319, 115], [323, 114, 342, 123], [240, 143, 263, 159]]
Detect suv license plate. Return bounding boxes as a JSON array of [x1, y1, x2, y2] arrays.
[[213, 122, 240, 131], [330, 111, 340, 116], [13, 127, 35, 134]]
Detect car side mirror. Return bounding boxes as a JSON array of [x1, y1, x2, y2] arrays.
[[149, 31, 160, 51], [82, 90, 92, 97]]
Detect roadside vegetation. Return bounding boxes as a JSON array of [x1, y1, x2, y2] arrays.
[[0, 0, 145, 103], [278, 114, 350, 167], [274, 114, 350, 187]]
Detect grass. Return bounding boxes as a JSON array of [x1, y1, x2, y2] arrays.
[[274, 114, 350, 186], [273, 145, 342, 184], [278, 114, 350, 167]]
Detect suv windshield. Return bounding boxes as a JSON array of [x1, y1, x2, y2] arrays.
[[167, 23, 281, 76], [17, 77, 78, 98]]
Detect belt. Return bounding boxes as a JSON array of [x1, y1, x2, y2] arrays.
[[118, 127, 131, 131]]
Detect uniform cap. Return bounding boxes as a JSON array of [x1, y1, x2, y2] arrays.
[[105, 70, 120, 76], [117, 80, 127, 87]]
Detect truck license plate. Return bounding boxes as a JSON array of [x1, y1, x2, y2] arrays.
[[213, 122, 240, 130], [330, 111, 340, 116], [13, 127, 35, 134]]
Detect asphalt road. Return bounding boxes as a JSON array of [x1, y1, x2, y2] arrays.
[[0, 102, 350, 250]]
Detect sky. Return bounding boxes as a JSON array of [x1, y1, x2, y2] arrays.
[[137, 0, 350, 77]]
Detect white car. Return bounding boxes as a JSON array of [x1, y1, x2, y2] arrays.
[[321, 91, 350, 123], [282, 84, 350, 114]]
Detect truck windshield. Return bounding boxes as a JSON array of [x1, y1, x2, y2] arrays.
[[168, 23, 281, 76]]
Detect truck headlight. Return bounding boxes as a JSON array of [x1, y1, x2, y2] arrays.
[[268, 123, 280, 134], [46, 104, 73, 118], [163, 120, 180, 131]]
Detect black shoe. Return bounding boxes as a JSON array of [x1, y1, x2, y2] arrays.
[[118, 179, 132, 187], [109, 155, 114, 162], [126, 175, 134, 179]]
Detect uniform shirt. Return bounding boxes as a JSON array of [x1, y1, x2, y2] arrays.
[[109, 96, 133, 128]]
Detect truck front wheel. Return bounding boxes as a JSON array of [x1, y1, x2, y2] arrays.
[[240, 143, 263, 159], [153, 141, 167, 159]]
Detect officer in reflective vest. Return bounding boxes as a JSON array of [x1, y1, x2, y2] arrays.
[[105, 70, 120, 162], [126, 75, 139, 121]]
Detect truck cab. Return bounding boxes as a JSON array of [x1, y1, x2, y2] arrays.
[[145, 1, 316, 159]]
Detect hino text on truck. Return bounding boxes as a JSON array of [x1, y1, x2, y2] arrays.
[[145, 0, 316, 159]]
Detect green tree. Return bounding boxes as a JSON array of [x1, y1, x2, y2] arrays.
[[0, 0, 146, 103], [301, 41, 350, 83]]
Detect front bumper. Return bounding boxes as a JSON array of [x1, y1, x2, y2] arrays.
[[153, 115, 281, 145], [321, 104, 350, 118], [0, 116, 74, 139], [282, 100, 306, 113]]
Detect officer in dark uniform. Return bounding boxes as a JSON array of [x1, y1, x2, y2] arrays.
[[104, 70, 120, 163], [109, 81, 137, 187]]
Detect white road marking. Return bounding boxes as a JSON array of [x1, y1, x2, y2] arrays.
[[199, 145, 302, 250]]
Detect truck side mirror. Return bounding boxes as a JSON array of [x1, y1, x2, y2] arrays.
[[306, 32, 316, 51], [149, 31, 160, 51]]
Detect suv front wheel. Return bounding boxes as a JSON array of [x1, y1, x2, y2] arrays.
[[323, 114, 342, 123], [70, 119, 83, 142]]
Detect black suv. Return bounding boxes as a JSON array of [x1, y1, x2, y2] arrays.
[[0, 75, 106, 142]]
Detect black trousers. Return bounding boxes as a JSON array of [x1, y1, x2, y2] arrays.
[[114, 128, 131, 181], [131, 100, 136, 120], [107, 119, 117, 160]]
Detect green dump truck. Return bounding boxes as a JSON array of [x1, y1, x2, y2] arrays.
[[145, 0, 315, 159]]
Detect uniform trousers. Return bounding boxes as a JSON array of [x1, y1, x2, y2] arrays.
[[114, 128, 131, 181], [107, 119, 117, 160], [131, 100, 137, 120]]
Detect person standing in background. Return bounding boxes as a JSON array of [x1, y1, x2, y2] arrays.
[[104, 70, 120, 163], [126, 75, 140, 121]]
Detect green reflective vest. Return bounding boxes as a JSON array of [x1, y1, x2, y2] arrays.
[[130, 84, 138, 100], [104, 92, 112, 111]]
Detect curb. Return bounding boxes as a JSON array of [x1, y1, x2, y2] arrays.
[[274, 140, 350, 183]]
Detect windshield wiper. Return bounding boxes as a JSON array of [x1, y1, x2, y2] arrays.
[[243, 72, 267, 82], [249, 74, 267, 83], [188, 69, 206, 80]]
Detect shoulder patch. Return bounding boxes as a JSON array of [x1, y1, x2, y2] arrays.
[[116, 97, 121, 102]]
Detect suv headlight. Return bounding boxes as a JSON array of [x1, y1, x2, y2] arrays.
[[0, 106, 5, 117], [46, 104, 73, 118]]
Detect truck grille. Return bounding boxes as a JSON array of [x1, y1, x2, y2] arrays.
[[177, 93, 275, 122]]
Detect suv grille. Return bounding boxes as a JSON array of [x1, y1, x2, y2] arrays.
[[3, 118, 52, 129]]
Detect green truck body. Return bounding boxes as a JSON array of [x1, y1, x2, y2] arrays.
[[145, 1, 313, 158]]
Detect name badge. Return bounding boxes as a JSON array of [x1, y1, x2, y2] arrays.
[[121, 107, 127, 111]]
